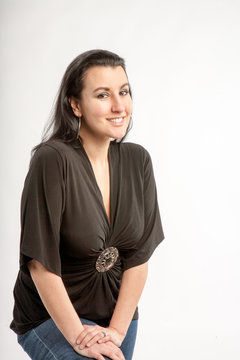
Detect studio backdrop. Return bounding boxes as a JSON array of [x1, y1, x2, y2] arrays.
[[1, 0, 240, 359]]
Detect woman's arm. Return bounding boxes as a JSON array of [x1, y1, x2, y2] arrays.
[[28, 259, 84, 346], [109, 261, 148, 338], [28, 259, 125, 360], [77, 261, 148, 349]]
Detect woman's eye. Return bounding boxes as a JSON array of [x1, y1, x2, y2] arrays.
[[97, 93, 108, 99], [120, 89, 129, 96], [97, 89, 129, 98]]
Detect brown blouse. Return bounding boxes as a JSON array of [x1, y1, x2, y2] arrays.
[[10, 138, 165, 335]]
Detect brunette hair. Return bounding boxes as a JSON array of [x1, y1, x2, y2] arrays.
[[31, 49, 133, 157]]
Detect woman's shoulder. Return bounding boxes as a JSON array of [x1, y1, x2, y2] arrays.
[[29, 139, 75, 170], [33, 139, 74, 159], [119, 141, 151, 161]]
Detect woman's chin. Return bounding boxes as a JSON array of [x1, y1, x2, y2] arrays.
[[109, 129, 128, 140]]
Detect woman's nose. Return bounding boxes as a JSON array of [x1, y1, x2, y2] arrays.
[[111, 95, 125, 113]]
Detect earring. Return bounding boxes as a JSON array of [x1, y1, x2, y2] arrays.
[[76, 117, 81, 139]]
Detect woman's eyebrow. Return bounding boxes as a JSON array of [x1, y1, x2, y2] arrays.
[[93, 82, 130, 93]]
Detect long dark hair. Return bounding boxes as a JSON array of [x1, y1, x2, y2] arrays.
[[31, 49, 133, 158]]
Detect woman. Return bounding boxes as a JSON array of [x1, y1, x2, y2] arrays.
[[10, 49, 165, 360]]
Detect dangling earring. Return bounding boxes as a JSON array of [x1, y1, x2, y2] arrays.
[[76, 117, 81, 139]]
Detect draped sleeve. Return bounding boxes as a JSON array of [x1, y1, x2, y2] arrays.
[[121, 147, 165, 271], [19, 144, 66, 277]]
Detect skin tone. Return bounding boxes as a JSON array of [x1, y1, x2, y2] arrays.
[[28, 65, 149, 359]]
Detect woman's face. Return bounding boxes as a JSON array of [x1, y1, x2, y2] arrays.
[[70, 65, 133, 142]]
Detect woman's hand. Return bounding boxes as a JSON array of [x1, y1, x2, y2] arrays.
[[73, 340, 125, 360], [96, 326, 124, 347], [76, 324, 125, 349]]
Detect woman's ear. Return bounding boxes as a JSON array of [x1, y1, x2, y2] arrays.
[[68, 96, 82, 117]]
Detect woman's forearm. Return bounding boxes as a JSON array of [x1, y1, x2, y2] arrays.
[[28, 259, 84, 347], [109, 261, 148, 337]]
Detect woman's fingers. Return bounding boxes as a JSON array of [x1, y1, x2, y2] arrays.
[[75, 324, 125, 355], [97, 327, 123, 347], [95, 355, 105, 360], [76, 325, 96, 342], [97, 334, 111, 344], [86, 332, 107, 348], [74, 341, 125, 360], [76, 324, 108, 349], [100, 342, 125, 360], [79, 331, 104, 349]]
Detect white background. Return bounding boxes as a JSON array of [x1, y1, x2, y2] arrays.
[[1, 0, 240, 359]]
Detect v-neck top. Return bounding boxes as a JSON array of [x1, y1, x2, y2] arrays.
[[10, 138, 165, 335]]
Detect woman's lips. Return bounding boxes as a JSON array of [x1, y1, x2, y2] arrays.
[[107, 116, 125, 125]]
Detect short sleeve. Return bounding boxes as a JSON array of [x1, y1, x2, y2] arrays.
[[122, 148, 165, 271], [19, 144, 65, 276]]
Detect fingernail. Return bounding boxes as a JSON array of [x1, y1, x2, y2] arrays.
[[76, 340, 80, 345], [79, 345, 84, 350]]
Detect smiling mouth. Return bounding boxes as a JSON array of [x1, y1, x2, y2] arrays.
[[107, 116, 125, 123]]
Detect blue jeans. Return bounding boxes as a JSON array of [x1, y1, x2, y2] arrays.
[[17, 317, 138, 360]]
